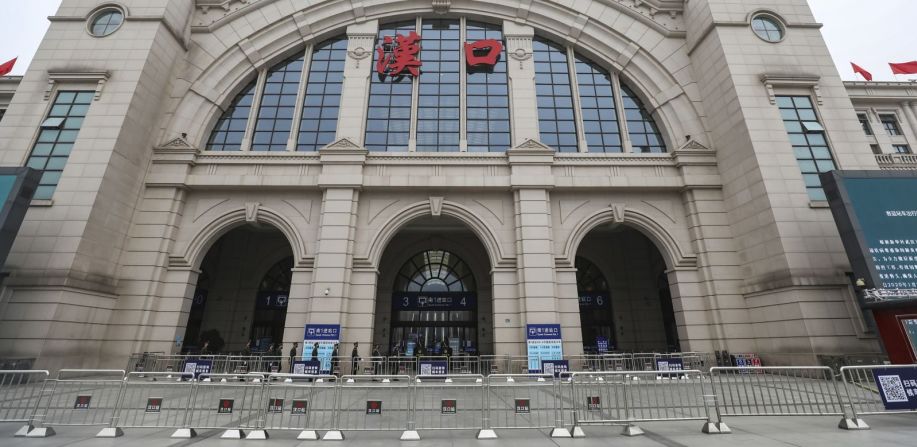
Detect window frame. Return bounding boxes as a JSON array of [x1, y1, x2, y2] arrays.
[[750, 13, 786, 43], [87, 6, 125, 38], [879, 113, 903, 137], [776, 94, 839, 202]]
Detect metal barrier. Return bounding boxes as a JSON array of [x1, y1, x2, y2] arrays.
[[481, 374, 568, 438], [387, 356, 417, 376], [25, 369, 126, 438], [410, 374, 485, 438], [261, 374, 338, 439], [709, 366, 844, 432], [839, 364, 917, 429], [324, 375, 413, 440], [180, 373, 266, 439], [108, 372, 194, 437], [1, 370, 50, 437], [567, 370, 713, 437]]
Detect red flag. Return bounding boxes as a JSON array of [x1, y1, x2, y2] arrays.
[[0, 57, 16, 77], [851, 62, 873, 81], [890, 61, 917, 75]]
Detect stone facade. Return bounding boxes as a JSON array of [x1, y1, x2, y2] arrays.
[[0, 0, 911, 371]]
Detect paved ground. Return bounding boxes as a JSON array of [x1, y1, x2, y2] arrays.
[[3, 414, 917, 446]]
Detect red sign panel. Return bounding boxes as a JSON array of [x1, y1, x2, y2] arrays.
[[217, 398, 234, 414], [145, 397, 163, 413], [74, 395, 91, 410], [366, 400, 382, 415], [514, 398, 530, 414], [441, 399, 457, 414], [376, 32, 423, 78], [586, 396, 601, 411], [464, 39, 503, 67], [268, 398, 283, 413], [291, 399, 308, 415]]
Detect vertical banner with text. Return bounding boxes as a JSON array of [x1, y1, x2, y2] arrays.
[[303, 324, 340, 374], [526, 324, 563, 372]]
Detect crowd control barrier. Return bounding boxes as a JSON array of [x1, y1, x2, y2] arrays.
[[566, 370, 714, 437], [25, 370, 126, 438], [481, 374, 569, 439], [838, 364, 917, 430], [260, 374, 338, 439], [410, 374, 486, 438], [178, 373, 266, 439], [1, 370, 49, 437], [104, 372, 194, 437], [708, 366, 846, 432], [324, 375, 413, 440]]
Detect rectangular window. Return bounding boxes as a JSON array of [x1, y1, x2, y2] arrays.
[[880, 114, 902, 136], [894, 144, 912, 154], [297, 38, 347, 151], [25, 91, 93, 200], [533, 38, 578, 153], [777, 95, 837, 201], [366, 22, 416, 152], [858, 113, 873, 136], [416, 19, 461, 152], [870, 144, 881, 155], [251, 56, 304, 151], [466, 21, 510, 152]]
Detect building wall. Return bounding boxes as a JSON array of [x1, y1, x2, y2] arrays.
[[0, 0, 900, 371]]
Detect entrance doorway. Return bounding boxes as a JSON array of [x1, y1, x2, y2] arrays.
[[576, 225, 680, 353], [373, 216, 494, 356], [182, 225, 293, 354]]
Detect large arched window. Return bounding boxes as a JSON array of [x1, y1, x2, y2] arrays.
[[205, 36, 348, 152], [204, 20, 665, 154], [576, 256, 608, 293], [394, 250, 476, 293]]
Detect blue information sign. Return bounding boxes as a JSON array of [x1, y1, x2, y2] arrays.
[[293, 360, 321, 375], [419, 360, 448, 376], [303, 324, 340, 373], [393, 292, 476, 310], [526, 324, 563, 372], [182, 359, 213, 378], [872, 367, 917, 410], [596, 337, 609, 354]]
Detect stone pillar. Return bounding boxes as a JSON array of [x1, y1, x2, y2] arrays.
[[503, 21, 540, 146], [899, 102, 917, 145], [336, 20, 378, 145], [309, 140, 366, 356], [506, 142, 576, 354]]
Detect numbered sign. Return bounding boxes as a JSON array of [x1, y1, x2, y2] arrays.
[[441, 399, 457, 414], [145, 397, 163, 413], [217, 399, 234, 414], [514, 398, 530, 414], [366, 400, 382, 415]]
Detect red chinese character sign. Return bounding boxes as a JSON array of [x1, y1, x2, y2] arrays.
[[464, 39, 503, 67], [376, 32, 423, 78]]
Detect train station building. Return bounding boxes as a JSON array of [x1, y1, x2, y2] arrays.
[[1, 0, 916, 371]]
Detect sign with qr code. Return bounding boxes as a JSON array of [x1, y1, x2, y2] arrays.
[[872, 367, 917, 410]]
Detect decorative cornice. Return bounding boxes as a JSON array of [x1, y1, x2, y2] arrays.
[[45, 71, 110, 101], [761, 74, 822, 105]]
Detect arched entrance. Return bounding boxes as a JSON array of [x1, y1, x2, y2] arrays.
[[181, 225, 293, 354], [576, 224, 680, 353], [373, 216, 493, 356]]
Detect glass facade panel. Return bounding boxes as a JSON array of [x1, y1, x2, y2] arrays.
[[26, 91, 93, 199], [207, 81, 257, 151], [416, 19, 461, 152], [621, 84, 665, 153], [366, 22, 416, 152], [778, 95, 837, 200], [575, 57, 621, 153], [298, 37, 347, 151], [466, 21, 510, 152], [534, 38, 578, 152], [252, 56, 304, 151]]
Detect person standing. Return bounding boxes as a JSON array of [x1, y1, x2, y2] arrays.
[[289, 342, 298, 373], [351, 342, 360, 375], [311, 342, 319, 362], [331, 343, 340, 376], [372, 345, 382, 375]]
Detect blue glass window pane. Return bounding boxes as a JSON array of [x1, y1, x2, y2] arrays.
[[252, 55, 304, 151], [207, 81, 257, 151], [296, 37, 347, 151], [24, 90, 92, 199], [533, 37, 578, 153], [621, 84, 666, 153], [364, 22, 416, 152], [575, 55, 621, 153], [777, 95, 836, 200]]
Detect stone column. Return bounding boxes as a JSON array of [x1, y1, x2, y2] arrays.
[[308, 140, 367, 357], [899, 102, 917, 146], [507, 142, 573, 355], [335, 20, 378, 145], [503, 21, 540, 146]]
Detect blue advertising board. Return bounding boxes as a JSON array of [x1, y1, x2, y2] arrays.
[[182, 359, 213, 377], [871, 367, 917, 410], [526, 324, 563, 371], [393, 292, 476, 310], [303, 324, 340, 373], [822, 172, 917, 292], [419, 360, 448, 376], [596, 336, 609, 354]]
